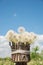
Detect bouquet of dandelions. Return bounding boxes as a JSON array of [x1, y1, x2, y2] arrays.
[[5, 27, 37, 44]]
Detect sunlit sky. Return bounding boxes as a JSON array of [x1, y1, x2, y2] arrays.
[[0, 0, 43, 35], [0, 0, 43, 57]]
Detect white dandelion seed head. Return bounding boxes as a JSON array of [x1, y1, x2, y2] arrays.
[[18, 26, 25, 33]]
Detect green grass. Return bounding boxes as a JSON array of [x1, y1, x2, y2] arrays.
[[0, 58, 43, 65], [0, 47, 43, 65]]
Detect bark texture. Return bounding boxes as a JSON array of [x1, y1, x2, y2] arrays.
[[16, 62, 27, 65]]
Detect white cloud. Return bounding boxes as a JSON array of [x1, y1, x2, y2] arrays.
[[0, 48, 3, 52], [0, 36, 11, 58], [37, 35, 43, 41], [30, 34, 43, 53], [0, 33, 43, 58]]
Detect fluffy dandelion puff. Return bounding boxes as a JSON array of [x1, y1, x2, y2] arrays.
[[18, 26, 25, 33], [5, 30, 15, 41]]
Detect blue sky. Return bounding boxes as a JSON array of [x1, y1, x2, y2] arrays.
[[0, 0, 43, 57], [0, 0, 43, 35]]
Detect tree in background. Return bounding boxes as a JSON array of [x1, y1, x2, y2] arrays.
[[30, 46, 39, 60]]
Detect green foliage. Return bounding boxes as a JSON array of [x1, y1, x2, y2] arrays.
[[29, 46, 43, 65], [0, 46, 43, 65], [30, 46, 39, 60], [0, 58, 14, 65]]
